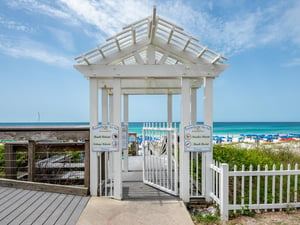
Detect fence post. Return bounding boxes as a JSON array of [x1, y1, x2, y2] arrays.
[[28, 140, 36, 182], [220, 163, 229, 221], [5, 144, 16, 179], [84, 139, 90, 189]]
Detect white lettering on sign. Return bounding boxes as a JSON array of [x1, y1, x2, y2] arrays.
[[184, 124, 212, 152], [92, 125, 119, 152]]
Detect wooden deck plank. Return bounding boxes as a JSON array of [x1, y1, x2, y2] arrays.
[[32, 194, 67, 225], [66, 196, 90, 225], [44, 195, 74, 225], [0, 189, 30, 213], [0, 187, 10, 194], [0, 187, 16, 199], [55, 196, 82, 225], [9, 191, 52, 224], [0, 190, 35, 221], [0, 187, 89, 225], [21, 192, 60, 225], [1, 191, 41, 224]]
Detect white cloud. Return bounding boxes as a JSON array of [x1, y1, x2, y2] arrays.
[[282, 58, 300, 67], [0, 16, 30, 32], [5, 0, 300, 59], [6, 0, 79, 25], [0, 35, 73, 67], [59, 0, 152, 35]]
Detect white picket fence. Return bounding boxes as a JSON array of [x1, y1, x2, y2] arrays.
[[210, 161, 300, 220]]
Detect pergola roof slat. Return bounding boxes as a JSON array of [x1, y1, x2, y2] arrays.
[[74, 8, 228, 67]]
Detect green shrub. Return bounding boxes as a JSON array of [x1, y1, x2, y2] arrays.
[[213, 144, 300, 170]]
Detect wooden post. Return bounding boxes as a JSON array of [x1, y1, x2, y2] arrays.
[[84, 139, 90, 188], [220, 163, 229, 221], [203, 77, 214, 201], [89, 78, 99, 196], [5, 144, 16, 179], [180, 78, 191, 202], [101, 88, 109, 196], [167, 93, 172, 188], [113, 78, 122, 200], [28, 140, 36, 182], [123, 94, 129, 172]]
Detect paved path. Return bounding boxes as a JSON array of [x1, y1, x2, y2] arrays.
[[77, 196, 194, 225], [77, 155, 193, 225]]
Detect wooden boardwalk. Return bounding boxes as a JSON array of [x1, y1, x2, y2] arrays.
[[0, 187, 89, 225]]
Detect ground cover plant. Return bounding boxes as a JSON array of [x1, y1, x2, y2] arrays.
[[191, 142, 300, 223], [213, 142, 300, 218], [213, 142, 300, 170], [0, 145, 4, 177]]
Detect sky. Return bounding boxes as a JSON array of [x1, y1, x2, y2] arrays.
[[0, 0, 300, 123]]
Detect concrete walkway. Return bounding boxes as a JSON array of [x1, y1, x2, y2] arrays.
[[76, 197, 194, 225], [77, 156, 193, 225]]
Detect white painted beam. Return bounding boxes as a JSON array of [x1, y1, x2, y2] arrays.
[[95, 39, 150, 65], [134, 52, 144, 64], [147, 45, 156, 64], [97, 78, 203, 90], [122, 88, 182, 95], [158, 53, 168, 64], [74, 63, 228, 78]]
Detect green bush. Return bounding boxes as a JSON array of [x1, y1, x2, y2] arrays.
[[213, 144, 300, 170], [213, 143, 300, 207], [0, 145, 4, 168]]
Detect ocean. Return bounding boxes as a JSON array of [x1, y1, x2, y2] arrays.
[[1, 122, 300, 136]]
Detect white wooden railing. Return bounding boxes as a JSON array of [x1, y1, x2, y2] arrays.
[[211, 161, 300, 220]]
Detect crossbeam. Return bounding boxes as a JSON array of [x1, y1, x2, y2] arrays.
[[74, 63, 228, 78]]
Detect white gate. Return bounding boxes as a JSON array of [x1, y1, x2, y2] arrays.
[[142, 123, 178, 195]]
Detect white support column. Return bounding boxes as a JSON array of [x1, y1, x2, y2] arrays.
[[102, 89, 108, 124], [113, 78, 122, 199], [180, 78, 191, 202], [167, 94, 172, 188], [190, 88, 197, 196], [109, 90, 114, 123], [203, 77, 214, 201], [89, 78, 99, 196], [191, 88, 197, 124], [100, 88, 108, 196], [123, 94, 129, 172], [167, 94, 172, 124]]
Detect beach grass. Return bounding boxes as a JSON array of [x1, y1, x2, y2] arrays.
[[212, 142, 300, 215], [213, 141, 300, 170]]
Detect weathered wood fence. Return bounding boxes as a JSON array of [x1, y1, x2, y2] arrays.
[[0, 126, 90, 195], [210, 161, 300, 220]]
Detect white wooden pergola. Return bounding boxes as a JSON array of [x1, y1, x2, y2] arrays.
[[74, 8, 228, 201]]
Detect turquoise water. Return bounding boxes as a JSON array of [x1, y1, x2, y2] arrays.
[[129, 122, 300, 136], [1, 122, 300, 136]]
